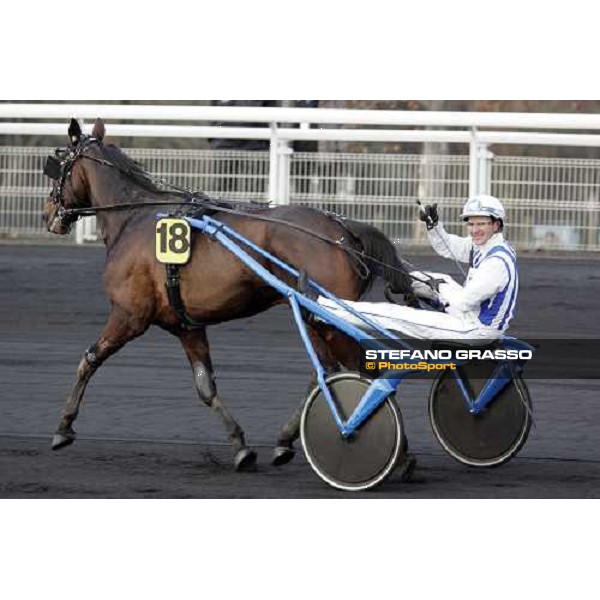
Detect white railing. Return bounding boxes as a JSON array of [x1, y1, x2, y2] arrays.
[[3, 146, 600, 251], [1, 103, 600, 250], [6, 103, 600, 203], [5, 103, 600, 128]]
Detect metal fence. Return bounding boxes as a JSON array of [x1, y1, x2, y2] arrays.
[[1, 146, 599, 251], [290, 153, 471, 244], [0, 147, 53, 236], [0, 147, 271, 241], [492, 156, 600, 250]]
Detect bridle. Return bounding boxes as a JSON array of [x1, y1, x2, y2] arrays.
[[43, 135, 208, 229], [43, 135, 116, 231]]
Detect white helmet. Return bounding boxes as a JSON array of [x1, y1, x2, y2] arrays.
[[461, 195, 505, 221]]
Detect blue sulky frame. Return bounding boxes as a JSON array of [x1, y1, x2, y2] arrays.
[[161, 213, 534, 439]]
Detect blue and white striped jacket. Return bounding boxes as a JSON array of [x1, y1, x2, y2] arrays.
[[427, 224, 518, 331]]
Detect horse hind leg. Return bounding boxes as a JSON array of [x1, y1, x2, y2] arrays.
[[178, 329, 256, 472], [272, 323, 343, 466], [273, 323, 418, 480], [52, 309, 148, 450]]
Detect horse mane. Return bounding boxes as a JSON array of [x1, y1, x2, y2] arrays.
[[100, 143, 184, 196], [98, 143, 270, 215]]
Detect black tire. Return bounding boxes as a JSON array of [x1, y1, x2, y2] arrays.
[[428, 362, 532, 467], [300, 372, 404, 491]]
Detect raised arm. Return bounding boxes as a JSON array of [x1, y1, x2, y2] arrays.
[[418, 203, 472, 263], [427, 222, 472, 264]]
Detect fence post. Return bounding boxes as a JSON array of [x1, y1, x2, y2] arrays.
[[586, 192, 599, 250], [75, 219, 84, 244], [277, 140, 292, 205], [269, 123, 291, 205], [478, 144, 494, 195], [268, 123, 279, 204], [468, 128, 478, 198], [469, 128, 493, 197]]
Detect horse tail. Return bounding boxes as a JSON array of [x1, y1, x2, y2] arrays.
[[342, 219, 415, 301]]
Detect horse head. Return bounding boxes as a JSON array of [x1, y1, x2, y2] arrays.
[[43, 117, 106, 234]]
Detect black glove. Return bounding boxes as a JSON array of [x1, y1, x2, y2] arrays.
[[419, 203, 439, 230], [425, 277, 446, 293]]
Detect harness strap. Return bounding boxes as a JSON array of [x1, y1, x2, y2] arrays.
[[164, 264, 205, 330]]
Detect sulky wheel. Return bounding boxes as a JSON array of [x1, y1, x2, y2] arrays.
[[428, 362, 532, 467], [300, 372, 404, 491]]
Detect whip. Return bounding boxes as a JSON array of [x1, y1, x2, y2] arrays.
[[416, 200, 467, 281]]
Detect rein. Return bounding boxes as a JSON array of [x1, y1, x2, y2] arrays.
[[65, 195, 376, 279], [71, 195, 424, 284], [46, 140, 423, 291]]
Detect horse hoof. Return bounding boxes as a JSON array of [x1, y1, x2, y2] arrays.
[[51, 430, 76, 451], [397, 453, 417, 482], [272, 445, 295, 466], [234, 448, 257, 472]]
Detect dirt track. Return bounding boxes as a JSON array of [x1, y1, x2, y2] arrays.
[[1, 245, 599, 497]]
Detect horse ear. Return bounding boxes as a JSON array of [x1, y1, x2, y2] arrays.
[[68, 118, 82, 145], [92, 118, 105, 142]]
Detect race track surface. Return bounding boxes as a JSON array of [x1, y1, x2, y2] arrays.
[[1, 244, 599, 498]]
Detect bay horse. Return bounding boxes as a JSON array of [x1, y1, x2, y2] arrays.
[[43, 118, 414, 471]]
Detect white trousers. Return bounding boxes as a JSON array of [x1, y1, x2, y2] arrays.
[[317, 297, 502, 342]]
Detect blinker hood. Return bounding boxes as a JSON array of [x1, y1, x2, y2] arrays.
[[43, 155, 62, 179]]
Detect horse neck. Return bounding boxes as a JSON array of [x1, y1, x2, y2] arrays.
[[86, 166, 161, 249]]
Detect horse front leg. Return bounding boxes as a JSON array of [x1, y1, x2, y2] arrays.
[[272, 324, 343, 466], [178, 328, 256, 471], [52, 308, 149, 450]]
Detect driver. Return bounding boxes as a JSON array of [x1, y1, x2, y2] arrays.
[[318, 195, 518, 342]]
